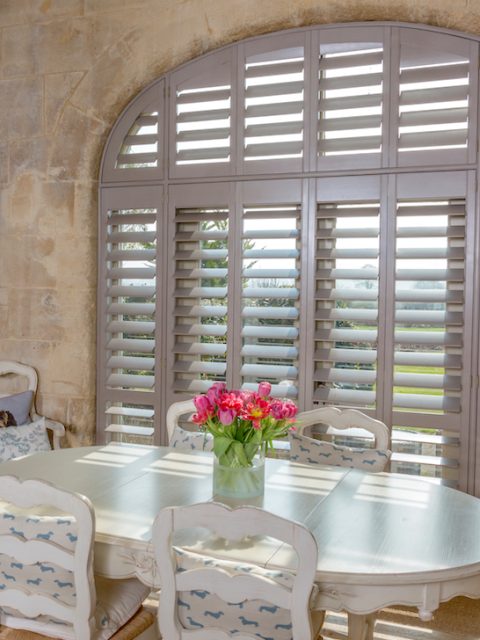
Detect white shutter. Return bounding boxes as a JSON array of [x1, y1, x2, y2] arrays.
[[170, 49, 234, 178], [389, 188, 467, 485], [240, 203, 301, 398], [101, 82, 164, 183], [313, 178, 381, 408], [97, 187, 161, 442], [394, 29, 477, 166], [242, 33, 305, 174], [316, 27, 386, 171], [171, 204, 229, 394]]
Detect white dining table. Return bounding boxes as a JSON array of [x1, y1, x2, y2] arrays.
[[2, 442, 480, 640]]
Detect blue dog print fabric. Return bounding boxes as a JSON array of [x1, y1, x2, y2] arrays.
[[0, 508, 78, 628], [0, 418, 51, 462], [289, 432, 391, 472], [174, 547, 317, 640], [170, 426, 213, 451]]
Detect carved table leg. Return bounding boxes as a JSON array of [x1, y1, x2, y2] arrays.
[[347, 613, 376, 640]]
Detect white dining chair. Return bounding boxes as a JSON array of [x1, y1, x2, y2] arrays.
[[0, 474, 156, 640], [0, 360, 65, 450], [166, 399, 213, 451], [152, 501, 324, 639], [290, 406, 391, 472]]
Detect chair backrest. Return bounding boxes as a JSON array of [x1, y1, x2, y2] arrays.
[[0, 361, 38, 420], [153, 502, 318, 640], [166, 400, 197, 442], [0, 361, 65, 449], [296, 406, 390, 450], [166, 400, 213, 451], [0, 475, 95, 639]]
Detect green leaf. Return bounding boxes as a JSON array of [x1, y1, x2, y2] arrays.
[[213, 436, 233, 459]]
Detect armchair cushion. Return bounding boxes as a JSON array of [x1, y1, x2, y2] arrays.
[[0, 418, 51, 462], [0, 391, 34, 427], [289, 431, 391, 472]]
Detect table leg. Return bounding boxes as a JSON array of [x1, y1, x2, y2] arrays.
[[347, 613, 376, 640]]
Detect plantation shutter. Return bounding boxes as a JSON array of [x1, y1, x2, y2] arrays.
[[101, 82, 164, 183], [98, 23, 480, 493], [241, 33, 305, 174], [313, 176, 381, 408], [388, 172, 472, 485], [238, 181, 303, 399], [393, 29, 478, 166], [97, 187, 162, 442], [169, 49, 234, 179], [168, 184, 233, 401], [316, 27, 386, 171]]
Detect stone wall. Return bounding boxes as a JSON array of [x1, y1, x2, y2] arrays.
[[0, 0, 478, 445]]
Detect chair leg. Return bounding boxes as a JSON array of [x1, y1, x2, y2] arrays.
[[347, 612, 376, 640]]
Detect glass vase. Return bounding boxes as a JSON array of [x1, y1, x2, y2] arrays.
[[212, 443, 266, 500]]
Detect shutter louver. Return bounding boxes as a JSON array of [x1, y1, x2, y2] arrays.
[[171, 51, 233, 177], [318, 43, 383, 168], [241, 205, 301, 399], [396, 32, 474, 165], [244, 45, 304, 171], [173, 206, 229, 393], [116, 111, 159, 169], [103, 205, 157, 440], [389, 197, 465, 484], [313, 201, 380, 407]]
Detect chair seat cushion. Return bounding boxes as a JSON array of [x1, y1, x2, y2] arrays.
[[169, 426, 213, 452], [174, 548, 319, 640], [0, 605, 155, 640], [0, 419, 51, 463], [95, 576, 152, 640], [289, 432, 391, 472]]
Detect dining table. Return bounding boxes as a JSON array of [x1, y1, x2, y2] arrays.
[[2, 442, 480, 640]]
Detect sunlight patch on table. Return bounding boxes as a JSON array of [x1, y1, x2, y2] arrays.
[[267, 465, 344, 494], [352, 476, 431, 508]]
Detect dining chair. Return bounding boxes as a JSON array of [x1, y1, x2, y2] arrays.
[[0, 474, 156, 640], [152, 501, 324, 639], [290, 406, 391, 472], [0, 360, 65, 451], [166, 400, 213, 451]]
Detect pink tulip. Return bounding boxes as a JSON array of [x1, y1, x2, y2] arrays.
[[207, 382, 227, 404], [257, 381, 272, 398]]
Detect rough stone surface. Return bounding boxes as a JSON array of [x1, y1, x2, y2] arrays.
[[0, 0, 478, 444]]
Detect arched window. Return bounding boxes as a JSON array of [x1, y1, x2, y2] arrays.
[[98, 22, 480, 492]]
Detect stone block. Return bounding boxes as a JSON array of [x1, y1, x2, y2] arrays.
[[73, 181, 99, 237], [9, 138, 49, 180], [66, 396, 96, 446], [1, 24, 37, 77], [45, 72, 85, 134], [7, 289, 64, 341], [0, 143, 8, 185], [0, 78, 43, 142], [48, 105, 108, 181]]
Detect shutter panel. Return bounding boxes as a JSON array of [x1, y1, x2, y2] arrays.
[[101, 81, 164, 183], [394, 30, 477, 166], [316, 27, 386, 171], [313, 183, 381, 407], [389, 188, 467, 486], [97, 187, 162, 443], [172, 204, 229, 394], [242, 33, 305, 174], [240, 203, 301, 398], [170, 49, 234, 179]]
